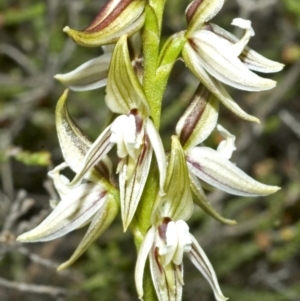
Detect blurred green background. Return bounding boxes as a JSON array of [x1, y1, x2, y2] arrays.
[[0, 0, 300, 300]]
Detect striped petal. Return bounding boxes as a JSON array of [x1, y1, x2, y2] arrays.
[[119, 135, 153, 231], [155, 136, 193, 221], [58, 194, 118, 270], [188, 235, 228, 301], [63, 0, 145, 47], [149, 247, 183, 301], [182, 44, 259, 123], [189, 172, 236, 225], [17, 184, 108, 242], [176, 83, 219, 151], [188, 29, 276, 91], [54, 54, 111, 91], [210, 23, 284, 73], [69, 125, 114, 187], [106, 35, 150, 115], [186, 146, 280, 196]]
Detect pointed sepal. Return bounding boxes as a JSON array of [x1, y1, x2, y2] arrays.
[[186, 0, 225, 35], [55, 90, 91, 172], [17, 184, 108, 242], [182, 44, 260, 123], [63, 0, 146, 47], [186, 31, 276, 92], [119, 135, 153, 231], [210, 23, 284, 73], [135, 226, 156, 300], [188, 234, 228, 301], [176, 84, 219, 151], [69, 125, 114, 187], [189, 172, 236, 225], [106, 35, 150, 115], [154, 136, 193, 221], [54, 53, 112, 91], [57, 194, 119, 270], [186, 146, 280, 196], [55, 90, 113, 183]]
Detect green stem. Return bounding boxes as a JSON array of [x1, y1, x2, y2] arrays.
[[142, 4, 161, 127], [132, 1, 188, 300], [132, 1, 170, 301]]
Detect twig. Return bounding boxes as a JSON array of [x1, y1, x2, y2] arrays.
[[279, 110, 300, 139], [0, 44, 37, 75], [0, 276, 69, 296]]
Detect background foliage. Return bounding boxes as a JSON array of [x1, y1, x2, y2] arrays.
[[0, 0, 300, 300]]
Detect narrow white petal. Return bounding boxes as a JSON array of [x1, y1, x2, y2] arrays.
[[120, 137, 153, 231], [189, 172, 237, 225], [135, 226, 156, 300], [210, 23, 284, 73], [69, 125, 114, 187], [172, 220, 192, 266], [146, 119, 166, 195], [216, 124, 236, 160], [182, 44, 259, 123], [149, 249, 183, 301], [54, 54, 111, 91], [190, 30, 277, 91], [188, 235, 228, 301], [58, 195, 118, 270], [17, 184, 108, 242], [187, 147, 280, 196]]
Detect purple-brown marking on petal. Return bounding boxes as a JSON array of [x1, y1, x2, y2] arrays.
[[58, 191, 107, 233], [84, 0, 133, 33], [138, 134, 149, 165], [154, 246, 163, 274], [186, 0, 204, 23], [130, 109, 144, 134], [179, 86, 211, 146], [158, 218, 172, 240], [202, 23, 214, 31], [87, 134, 112, 171]]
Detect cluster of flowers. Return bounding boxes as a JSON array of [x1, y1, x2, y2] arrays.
[[17, 0, 283, 300]]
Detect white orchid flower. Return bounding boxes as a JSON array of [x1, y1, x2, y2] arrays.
[[182, 0, 284, 122], [17, 108, 119, 270], [135, 136, 227, 301], [135, 219, 227, 301], [67, 35, 167, 231], [176, 84, 280, 199]]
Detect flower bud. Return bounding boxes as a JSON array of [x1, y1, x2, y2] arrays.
[[64, 0, 146, 47], [186, 0, 224, 35], [176, 84, 219, 151]]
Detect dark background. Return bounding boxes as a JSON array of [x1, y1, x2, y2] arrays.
[[1, 0, 300, 300]]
